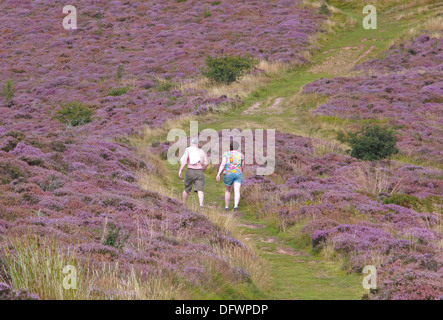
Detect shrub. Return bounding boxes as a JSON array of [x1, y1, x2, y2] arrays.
[[155, 79, 176, 92], [319, 3, 330, 15], [5, 130, 25, 141], [1, 137, 18, 152], [49, 140, 66, 152], [54, 101, 94, 127], [384, 194, 442, 213], [116, 64, 124, 80], [1, 80, 14, 103], [203, 55, 256, 85], [108, 86, 130, 96], [0, 162, 26, 184], [39, 174, 64, 191], [94, 10, 104, 36], [20, 157, 44, 167], [337, 125, 398, 161], [203, 5, 211, 18], [383, 194, 422, 210], [103, 223, 129, 250]]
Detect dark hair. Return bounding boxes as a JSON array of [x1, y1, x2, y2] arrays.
[[230, 141, 239, 151]]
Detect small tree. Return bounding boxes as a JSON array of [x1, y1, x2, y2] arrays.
[[337, 125, 398, 161], [203, 55, 255, 85], [54, 101, 94, 127], [1, 80, 14, 103]]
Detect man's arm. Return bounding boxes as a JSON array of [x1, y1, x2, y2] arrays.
[[179, 149, 188, 178], [201, 150, 209, 171]]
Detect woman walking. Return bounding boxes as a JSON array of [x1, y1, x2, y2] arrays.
[[216, 141, 245, 211]]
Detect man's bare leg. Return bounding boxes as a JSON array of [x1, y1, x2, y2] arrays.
[[225, 186, 231, 208], [197, 191, 204, 207], [182, 190, 189, 204]]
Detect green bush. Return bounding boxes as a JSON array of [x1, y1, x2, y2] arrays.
[[1, 80, 14, 103], [384, 194, 442, 213], [156, 80, 176, 92], [116, 64, 124, 80], [54, 101, 94, 127], [104, 223, 129, 250], [0, 162, 25, 184], [5, 130, 25, 141], [203, 5, 211, 17], [383, 194, 422, 210], [108, 86, 130, 96], [319, 3, 330, 15], [337, 125, 398, 161], [203, 55, 256, 85]]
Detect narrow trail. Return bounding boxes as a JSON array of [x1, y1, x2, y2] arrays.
[[142, 3, 434, 299]]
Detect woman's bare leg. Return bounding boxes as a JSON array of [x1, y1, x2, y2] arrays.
[[233, 182, 241, 208], [225, 186, 231, 208]]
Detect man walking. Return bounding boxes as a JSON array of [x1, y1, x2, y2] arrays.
[[179, 138, 209, 208]]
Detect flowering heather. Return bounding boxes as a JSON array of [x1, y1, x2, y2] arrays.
[[303, 34, 443, 165], [241, 130, 443, 299], [0, 282, 40, 300], [0, 0, 324, 130], [0, 0, 327, 298]]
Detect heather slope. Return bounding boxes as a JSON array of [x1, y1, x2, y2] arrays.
[[0, 0, 441, 300], [137, 1, 442, 300], [0, 0, 327, 299]]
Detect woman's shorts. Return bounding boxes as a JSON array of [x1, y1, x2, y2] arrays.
[[224, 172, 244, 186]]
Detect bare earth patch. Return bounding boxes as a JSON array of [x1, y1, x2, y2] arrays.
[[243, 101, 262, 115], [259, 237, 280, 243], [275, 247, 309, 256], [309, 45, 376, 76], [236, 223, 266, 229], [264, 97, 284, 115]]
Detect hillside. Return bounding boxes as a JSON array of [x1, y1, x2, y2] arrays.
[[0, 0, 442, 300]]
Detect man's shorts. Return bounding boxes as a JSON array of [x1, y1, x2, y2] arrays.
[[223, 172, 244, 186], [184, 168, 205, 193]]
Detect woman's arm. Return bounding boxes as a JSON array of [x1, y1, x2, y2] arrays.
[[216, 158, 226, 181]]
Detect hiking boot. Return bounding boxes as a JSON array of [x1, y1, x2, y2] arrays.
[[233, 207, 238, 212], [224, 207, 229, 211]]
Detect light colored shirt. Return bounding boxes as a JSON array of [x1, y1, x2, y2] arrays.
[[180, 147, 208, 169]]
